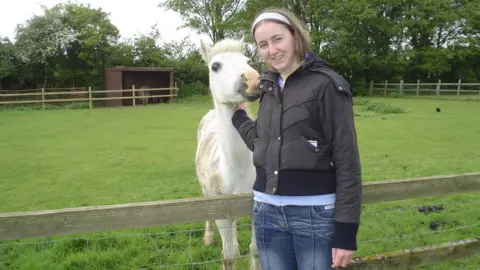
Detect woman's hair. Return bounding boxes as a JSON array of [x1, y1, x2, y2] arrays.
[[251, 7, 311, 70]]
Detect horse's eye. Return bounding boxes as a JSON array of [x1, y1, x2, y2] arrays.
[[211, 62, 221, 72]]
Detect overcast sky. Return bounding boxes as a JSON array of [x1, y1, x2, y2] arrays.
[[0, 0, 207, 46]]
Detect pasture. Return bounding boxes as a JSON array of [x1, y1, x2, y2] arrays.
[[0, 96, 479, 269]]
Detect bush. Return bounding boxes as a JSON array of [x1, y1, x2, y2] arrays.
[[352, 85, 369, 97], [363, 101, 405, 114], [177, 81, 209, 98], [388, 91, 401, 98], [0, 102, 91, 111], [353, 97, 371, 106]]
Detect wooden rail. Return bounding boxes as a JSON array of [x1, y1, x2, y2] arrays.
[[0, 85, 179, 108], [348, 237, 480, 269], [1, 172, 479, 241], [368, 79, 480, 100]]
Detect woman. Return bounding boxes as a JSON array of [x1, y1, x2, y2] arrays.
[[231, 7, 362, 270]]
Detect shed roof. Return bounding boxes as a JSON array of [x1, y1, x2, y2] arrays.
[[105, 67, 174, 72]]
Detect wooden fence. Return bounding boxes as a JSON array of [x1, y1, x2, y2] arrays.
[[0, 84, 179, 108], [1, 172, 479, 269], [368, 79, 480, 100]]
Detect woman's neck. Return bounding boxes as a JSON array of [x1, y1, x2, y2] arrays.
[[279, 59, 302, 81]]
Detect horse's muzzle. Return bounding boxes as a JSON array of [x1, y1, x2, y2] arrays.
[[237, 71, 261, 102]]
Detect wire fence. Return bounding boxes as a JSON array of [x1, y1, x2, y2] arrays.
[[1, 196, 479, 269]]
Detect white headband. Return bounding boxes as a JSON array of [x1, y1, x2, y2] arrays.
[[251, 12, 292, 36]]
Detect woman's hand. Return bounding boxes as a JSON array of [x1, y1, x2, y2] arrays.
[[235, 103, 247, 111], [332, 248, 355, 268]]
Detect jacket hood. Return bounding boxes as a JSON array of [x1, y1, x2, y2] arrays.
[[302, 51, 332, 70]]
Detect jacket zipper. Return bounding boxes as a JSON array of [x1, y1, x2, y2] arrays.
[[260, 76, 282, 193], [262, 71, 303, 193]]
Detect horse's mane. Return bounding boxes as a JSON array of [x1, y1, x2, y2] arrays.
[[207, 38, 244, 59]]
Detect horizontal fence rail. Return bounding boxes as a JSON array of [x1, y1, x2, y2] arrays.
[[348, 237, 480, 269], [368, 79, 480, 100], [0, 84, 179, 108], [1, 172, 479, 241]]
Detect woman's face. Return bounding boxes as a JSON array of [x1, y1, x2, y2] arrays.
[[254, 20, 297, 74]]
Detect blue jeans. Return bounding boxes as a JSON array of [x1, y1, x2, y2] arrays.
[[252, 200, 335, 270]]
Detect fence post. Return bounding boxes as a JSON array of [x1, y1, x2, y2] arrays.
[[88, 86, 92, 109], [369, 80, 373, 96], [384, 80, 388, 96], [457, 79, 461, 99], [416, 80, 420, 96], [436, 79, 441, 98], [175, 82, 179, 103], [399, 79, 404, 96], [132, 85, 136, 107], [41, 88, 45, 109]]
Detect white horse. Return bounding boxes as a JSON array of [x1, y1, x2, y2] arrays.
[[196, 38, 261, 270]]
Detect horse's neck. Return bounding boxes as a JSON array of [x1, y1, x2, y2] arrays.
[[214, 101, 251, 168]]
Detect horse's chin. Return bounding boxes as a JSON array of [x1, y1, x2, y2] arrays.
[[216, 98, 246, 107], [241, 91, 261, 102]]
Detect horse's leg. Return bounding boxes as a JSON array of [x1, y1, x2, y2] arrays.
[[200, 187, 214, 246], [203, 220, 214, 246], [249, 219, 261, 270], [216, 217, 240, 270]]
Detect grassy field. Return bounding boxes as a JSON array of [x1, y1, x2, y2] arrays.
[[0, 96, 479, 269]]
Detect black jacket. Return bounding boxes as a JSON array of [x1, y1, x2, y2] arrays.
[[231, 52, 362, 250]]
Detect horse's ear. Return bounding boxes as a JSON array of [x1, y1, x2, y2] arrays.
[[199, 39, 211, 63]]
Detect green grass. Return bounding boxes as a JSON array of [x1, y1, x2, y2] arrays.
[[1, 96, 479, 269]]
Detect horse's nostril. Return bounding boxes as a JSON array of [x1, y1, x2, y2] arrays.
[[236, 81, 247, 93]]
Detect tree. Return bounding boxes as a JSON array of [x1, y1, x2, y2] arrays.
[[48, 2, 120, 88], [158, 0, 245, 43], [0, 37, 17, 89], [14, 6, 77, 88]]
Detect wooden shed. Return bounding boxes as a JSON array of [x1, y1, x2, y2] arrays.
[[103, 67, 175, 107]]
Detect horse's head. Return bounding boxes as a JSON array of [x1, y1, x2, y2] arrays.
[[200, 38, 261, 105]]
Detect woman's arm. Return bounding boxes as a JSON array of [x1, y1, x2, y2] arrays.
[[231, 108, 258, 152], [320, 80, 362, 251]]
